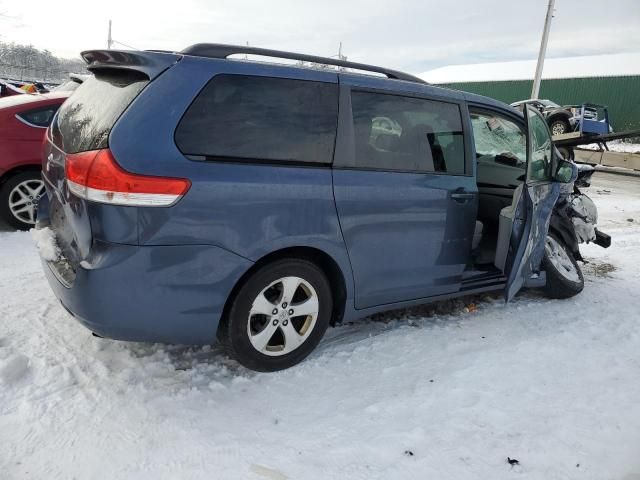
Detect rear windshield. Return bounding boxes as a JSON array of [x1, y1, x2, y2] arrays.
[[51, 70, 148, 153]]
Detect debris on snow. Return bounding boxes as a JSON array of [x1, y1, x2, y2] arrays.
[[249, 464, 288, 480], [464, 303, 478, 313], [584, 260, 617, 278]]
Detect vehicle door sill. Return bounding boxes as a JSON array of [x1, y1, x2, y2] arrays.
[[348, 283, 506, 320]]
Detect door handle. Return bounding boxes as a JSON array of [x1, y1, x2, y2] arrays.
[[451, 192, 475, 201]]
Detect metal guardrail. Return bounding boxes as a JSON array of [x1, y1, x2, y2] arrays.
[[552, 128, 640, 172], [553, 129, 640, 148], [574, 148, 640, 171]]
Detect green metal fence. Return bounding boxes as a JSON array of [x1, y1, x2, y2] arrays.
[[444, 76, 640, 131]]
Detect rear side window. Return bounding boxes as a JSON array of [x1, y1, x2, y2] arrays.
[[52, 70, 148, 153], [351, 91, 465, 174], [16, 106, 60, 127], [175, 74, 339, 165]]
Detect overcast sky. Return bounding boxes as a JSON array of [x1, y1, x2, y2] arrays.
[[1, 0, 639, 73]]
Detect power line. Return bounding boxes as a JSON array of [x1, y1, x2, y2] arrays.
[[111, 39, 139, 50], [106, 20, 139, 51]]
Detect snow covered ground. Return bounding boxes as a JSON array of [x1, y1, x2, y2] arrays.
[[1, 172, 639, 480], [582, 140, 640, 154]]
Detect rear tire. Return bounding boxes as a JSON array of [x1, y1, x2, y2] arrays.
[[218, 258, 333, 372], [543, 233, 584, 299], [0, 171, 44, 230]]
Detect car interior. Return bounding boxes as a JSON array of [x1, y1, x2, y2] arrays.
[[467, 110, 528, 277]]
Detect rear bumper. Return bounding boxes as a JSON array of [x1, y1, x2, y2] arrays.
[[42, 240, 253, 344]]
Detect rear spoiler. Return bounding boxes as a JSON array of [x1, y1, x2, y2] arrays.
[[80, 50, 181, 80]]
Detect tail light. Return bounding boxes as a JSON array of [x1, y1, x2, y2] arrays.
[[65, 149, 190, 207]]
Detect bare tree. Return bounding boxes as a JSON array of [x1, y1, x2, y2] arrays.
[[0, 41, 87, 83]]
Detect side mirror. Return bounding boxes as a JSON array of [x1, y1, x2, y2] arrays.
[[555, 158, 578, 183]]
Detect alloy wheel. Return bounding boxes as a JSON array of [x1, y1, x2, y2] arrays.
[[551, 122, 567, 135], [247, 276, 319, 356], [545, 235, 580, 283], [8, 179, 44, 226]]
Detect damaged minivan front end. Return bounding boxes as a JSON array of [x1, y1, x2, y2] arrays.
[[552, 163, 611, 262]]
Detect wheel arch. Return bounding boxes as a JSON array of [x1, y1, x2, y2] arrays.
[[548, 213, 582, 261], [0, 164, 42, 186], [219, 246, 349, 335], [547, 111, 571, 124]]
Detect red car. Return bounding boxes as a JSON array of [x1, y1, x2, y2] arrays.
[[0, 80, 26, 98], [0, 92, 70, 229]]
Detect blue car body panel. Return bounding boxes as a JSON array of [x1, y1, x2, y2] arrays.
[[505, 106, 562, 301], [332, 75, 478, 308], [333, 168, 477, 308], [41, 241, 252, 344]]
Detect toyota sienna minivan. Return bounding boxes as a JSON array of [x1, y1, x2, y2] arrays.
[[36, 44, 608, 371]]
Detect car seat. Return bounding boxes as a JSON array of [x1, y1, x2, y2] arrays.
[[494, 184, 524, 271]]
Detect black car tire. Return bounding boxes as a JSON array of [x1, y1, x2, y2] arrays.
[[543, 233, 584, 299], [549, 118, 571, 136], [218, 258, 333, 372], [0, 171, 43, 231]]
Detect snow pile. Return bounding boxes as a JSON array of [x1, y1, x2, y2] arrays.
[[30, 227, 60, 261], [581, 141, 640, 154], [1, 173, 640, 479], [0, 353, 29, 385]]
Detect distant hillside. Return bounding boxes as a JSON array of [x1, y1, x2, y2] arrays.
[[0, 42, 87, 84]]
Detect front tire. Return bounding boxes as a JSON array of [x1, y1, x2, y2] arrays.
[[549, 118, 571, 136], [543, 233, 584, 299], [219, 258, 333, 372]]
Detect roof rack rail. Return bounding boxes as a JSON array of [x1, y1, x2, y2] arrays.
[[181, 43, 427, 84]]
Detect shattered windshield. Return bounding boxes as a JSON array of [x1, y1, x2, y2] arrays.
[[471, 113, 526, 164]]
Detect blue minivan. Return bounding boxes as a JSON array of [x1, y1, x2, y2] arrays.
[[37, 44, 598, 371]]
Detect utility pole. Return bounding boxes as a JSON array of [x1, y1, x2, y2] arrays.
[[531, 0, 555, 99], [338, 42, 346, 61], [107, 20, 113, 49]]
